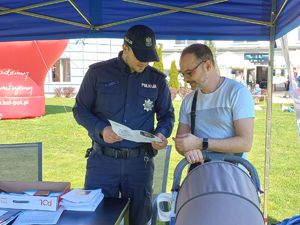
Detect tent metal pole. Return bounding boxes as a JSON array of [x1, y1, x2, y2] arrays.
[[124, 0, 271, 26], [281, 36, 300, 138], [94, 1, 221, 30], [263, 1, 276, 224], [0, 6, 90, 29], [0, 0, 67, 16], [67, 0, 92, 26], [273, 0, 288, 24], [280, 36, 292, 91]]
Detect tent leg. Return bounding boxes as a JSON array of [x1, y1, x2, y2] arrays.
[[281, 36, 300, 138], [263, 1, 276, 224]]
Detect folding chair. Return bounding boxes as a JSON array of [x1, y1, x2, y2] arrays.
[[151, 145, 172, 225], [0, 142, 42, 181]]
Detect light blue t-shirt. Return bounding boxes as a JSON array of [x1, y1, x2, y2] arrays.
[[179, 77, 254, 139]]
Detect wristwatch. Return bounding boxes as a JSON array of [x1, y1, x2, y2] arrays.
[[202, 138, 208, 150]]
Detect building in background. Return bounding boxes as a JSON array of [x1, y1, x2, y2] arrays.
[[45, 26, 300, 94]]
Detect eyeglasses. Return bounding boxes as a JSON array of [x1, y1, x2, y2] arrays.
[[179, 60, 206, 77]]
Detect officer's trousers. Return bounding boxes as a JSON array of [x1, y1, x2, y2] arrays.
[[85, 150, 154, 225]]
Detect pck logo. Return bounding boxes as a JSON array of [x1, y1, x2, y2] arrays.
[[39, 199, 52, 206]]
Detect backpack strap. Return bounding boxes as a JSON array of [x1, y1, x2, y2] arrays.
[[188, 90, 200, 172], [190, 90, 198, 134]]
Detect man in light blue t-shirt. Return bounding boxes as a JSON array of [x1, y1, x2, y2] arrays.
[[173, 44, 254, 164]]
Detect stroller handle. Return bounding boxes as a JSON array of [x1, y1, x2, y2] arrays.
[[171, 151, 261, 193]]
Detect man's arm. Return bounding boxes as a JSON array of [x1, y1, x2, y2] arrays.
[[73, 68, 109, 143], [174, 118, 254, 154], [208, 118, 254, 153], [175, 123, 204, 163], [152, 76, 175, 150], [154, 78, 175, 138], [176, 123, 191, 135], [174, 123, 191, 156]]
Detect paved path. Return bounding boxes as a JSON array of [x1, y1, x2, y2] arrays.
[[272, 91, 293, 104]]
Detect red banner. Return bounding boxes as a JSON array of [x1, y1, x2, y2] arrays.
[[0, 40, 68, 119]]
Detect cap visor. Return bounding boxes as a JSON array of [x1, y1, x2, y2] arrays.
[[132, 48, 159, 62]]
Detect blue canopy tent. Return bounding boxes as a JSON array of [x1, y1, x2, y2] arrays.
[[0, 0, 299, 41], [1, 0, 300, 223]]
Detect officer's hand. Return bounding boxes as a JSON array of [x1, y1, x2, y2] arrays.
[[173, 133, 201, 153], [184, 149, 204, 164], [102, 126, 123, 144], [151, 133, 167, 150]]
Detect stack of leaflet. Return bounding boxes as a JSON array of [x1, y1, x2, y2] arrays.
[[0, 209, 22, 225], [60, 189, 103, 211], [11, 207, 64, 225]]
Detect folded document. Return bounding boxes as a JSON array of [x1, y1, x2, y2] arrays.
[[61, 189, 103, 211]]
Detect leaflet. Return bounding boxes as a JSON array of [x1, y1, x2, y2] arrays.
[[60, 189, 103, 211], [109, 120, 162, 143], [61, 189, 101, 203], [12, 207, 63, 225], [0, 209, 22, 225], [0, 210, 6, 217]]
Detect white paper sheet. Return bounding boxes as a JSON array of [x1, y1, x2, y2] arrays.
[[12, 207, 64, 225], [61, 189, 101, 203], [0, 210, 7, 217], [109, 120, 162, 143], [61, 189, 103, 211], [0, 209, 22, 225], [1, 214, 21, 225]]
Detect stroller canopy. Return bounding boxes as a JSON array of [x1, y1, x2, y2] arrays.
[[175, 161, 264, 225]]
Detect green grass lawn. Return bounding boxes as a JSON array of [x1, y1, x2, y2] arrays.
[[0, 97, 299, 224]]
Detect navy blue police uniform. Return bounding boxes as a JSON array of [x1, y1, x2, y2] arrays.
[[73, 51, 174, 225]]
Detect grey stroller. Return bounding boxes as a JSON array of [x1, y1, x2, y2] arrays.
[[171, 151, 264, 225]]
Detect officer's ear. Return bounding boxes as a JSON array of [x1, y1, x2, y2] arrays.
[[122, 44, 130, 53]]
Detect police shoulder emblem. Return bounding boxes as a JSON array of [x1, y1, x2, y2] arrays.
[[143, 99, 154, 112], [145, 37, 152, 47]]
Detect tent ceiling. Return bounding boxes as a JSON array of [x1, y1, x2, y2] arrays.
[[0, 0, 299, 42]]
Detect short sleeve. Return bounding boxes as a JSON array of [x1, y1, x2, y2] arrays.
[[179, 95, 191, 126], [231, 86, 255, 121]]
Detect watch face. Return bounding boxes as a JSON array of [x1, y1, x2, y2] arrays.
[[202, 138, 208, 149]]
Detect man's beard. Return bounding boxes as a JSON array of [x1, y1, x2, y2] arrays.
[[196, 82, 205, 90], [189, 81, 204, 90]]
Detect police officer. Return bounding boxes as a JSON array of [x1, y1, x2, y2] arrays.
[[73, 24, 174, 225]]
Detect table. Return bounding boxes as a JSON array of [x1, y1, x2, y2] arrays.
[[4, 197, 129, 225], [54, 198, 129, 225], [3, 197, 129, 225]]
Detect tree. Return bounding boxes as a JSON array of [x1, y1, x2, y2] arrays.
[[153, 45, 164, 73], [169, 60, 179, 89], [168, 60, 179, 100], [204, 40, 219, 72], [204, 40, 217, 56]]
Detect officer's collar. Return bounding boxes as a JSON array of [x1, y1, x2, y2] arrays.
[[117, 51, 131, 73]]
